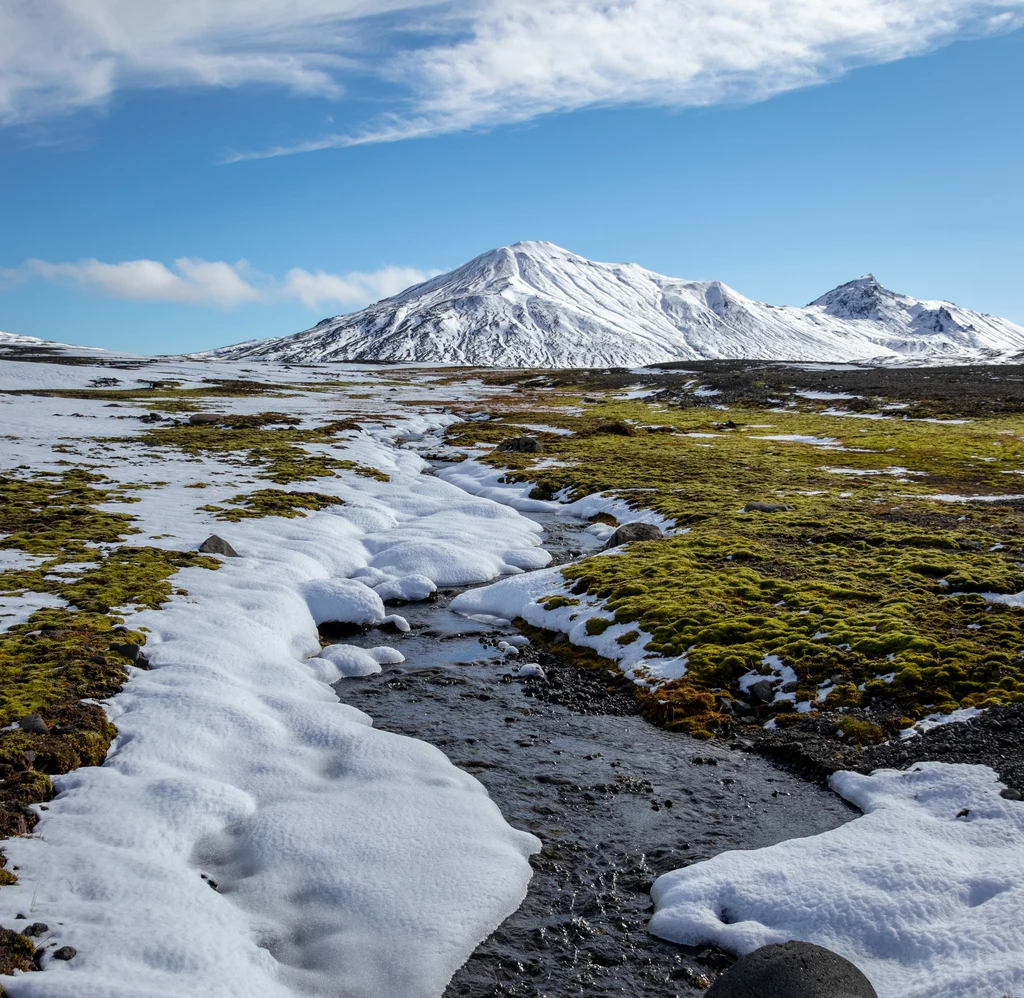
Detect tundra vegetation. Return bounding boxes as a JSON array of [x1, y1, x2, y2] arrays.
[[446, 366, 1024, 738]]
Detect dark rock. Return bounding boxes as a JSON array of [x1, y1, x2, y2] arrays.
[[51, 946, 77, 961], [781, 681, 799, 694], [706, 941, 877, 998], [741, 501, 794, 514], [198, 534, 239, 557], [110, 642, 144, 662], [496, 436, 543, 453], [88, 654, 107, 665], [596, 420, 636, 436], [1001, 787, 1023, 800], [749, 680, 775, 703], [18, 714, 49, 735], [602, 522, 664, 549], [188, 413, 224, 425], [139, 412, 164, 423], [21, 923, 47, 938]]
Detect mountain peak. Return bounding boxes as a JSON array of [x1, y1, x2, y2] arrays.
[[808, 273, 898, 320], [209, 246, 1024, 367]]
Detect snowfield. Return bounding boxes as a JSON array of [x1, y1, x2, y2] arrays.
[[0, 360, 545, 998], [650, 763, 1024, 998], [208, 241, 1024, 368], [1, 356, 1022, 998]]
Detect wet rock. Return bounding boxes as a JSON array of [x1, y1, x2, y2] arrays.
[[741, 501, 794, 514], [496, 436, 543, 453], [18, 714, 49, 735], [603, 522, 664, 549], [51, 946, 77, 961], [749, 680, 775, 703], [706, 941, 877, 997], [198, 534, 239, 557], [188, 413, 224, 425]]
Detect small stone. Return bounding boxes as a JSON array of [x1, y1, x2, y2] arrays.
[[706, 941, 877, 997], [18, 713, 49, 735], [198, 534, 240, 557], [188, 413, 224, 425], [51, 946, 77, 961], [596, 420, 636, 436], [749, 679, 775, 703], [603, 522, 664, 549], [109, 641, 144, 662], [741, 502, 794, 514], [1000, 787, 1023, 801], [496, 435, 543, 453], [781, 680, 799, 694], [21, 923, 48, 937]]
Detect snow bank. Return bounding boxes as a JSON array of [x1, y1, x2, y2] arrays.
[[449, 565, 688, 683], [433, 457, 673, 532], [650, 762, 1024, 998], [0, 382, 550, 998]]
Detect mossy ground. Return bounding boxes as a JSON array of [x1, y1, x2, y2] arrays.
[[107, 420, 387, 485], [447, 371, 1024, 737], [200, 488, 345, 521], [0, 471, 218, 842]]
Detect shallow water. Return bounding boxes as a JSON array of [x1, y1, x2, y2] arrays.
[[333, 506, 855, 997]]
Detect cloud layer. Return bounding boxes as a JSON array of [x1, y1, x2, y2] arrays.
[[3, 1, 1023, 150], [3, 256, 436, 311]]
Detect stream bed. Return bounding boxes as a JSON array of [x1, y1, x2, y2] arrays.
[[332, 507, 856, 997]]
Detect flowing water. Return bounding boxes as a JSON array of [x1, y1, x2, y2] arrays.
[[332, 504, 855, 997]]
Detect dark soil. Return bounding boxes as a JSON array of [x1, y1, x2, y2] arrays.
[[748, 702, 1024, 795]]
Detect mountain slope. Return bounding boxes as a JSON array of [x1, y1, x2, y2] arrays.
[[211, 242, 1024, 367]]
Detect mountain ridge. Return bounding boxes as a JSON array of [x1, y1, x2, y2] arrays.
[[207, 241, 1024, 367]]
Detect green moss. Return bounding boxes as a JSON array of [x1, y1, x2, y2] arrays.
[[585, 617, 613, 636], [0, 927, 37, 975], [835, 716, 886, 745], [540, 595, 580, 611], [0, 469, 138, 555], [201, 488, 345, 521], [105, 422, 388, 485], [454, 394, 1024, 724], [0, 469, 219, 840]]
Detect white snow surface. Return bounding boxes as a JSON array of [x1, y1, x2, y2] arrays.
[[206, 242, 1024, 368], [650, 762, 1024, 998], [0, 359, 549, 998]]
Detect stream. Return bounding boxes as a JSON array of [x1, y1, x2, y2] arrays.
[[331, 488, 856, 997]]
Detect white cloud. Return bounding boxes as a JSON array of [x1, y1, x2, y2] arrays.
[[0, 0, 430, 124], [282, 265, 440, 309], [5, 256, 436, 311], [20, 257, 264, 307], [2, 1, 1023, 148]]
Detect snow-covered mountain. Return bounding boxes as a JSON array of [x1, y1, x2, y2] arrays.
[[211, 242, 1024, 367]]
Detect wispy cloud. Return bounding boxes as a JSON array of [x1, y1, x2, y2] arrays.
[[3, 256, 436, 311], [4, 1, 1024, 150]]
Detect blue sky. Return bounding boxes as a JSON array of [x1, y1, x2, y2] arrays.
[[1, 1, 1022, 354]]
